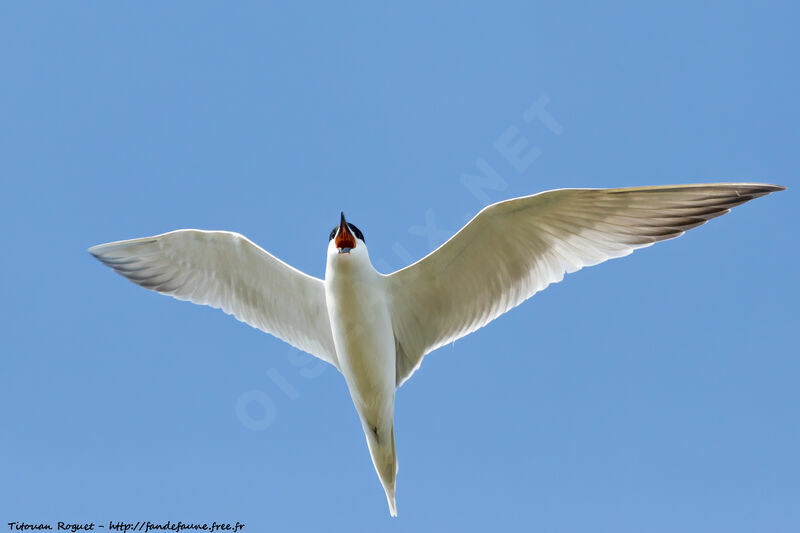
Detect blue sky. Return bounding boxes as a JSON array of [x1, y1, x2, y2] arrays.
[[1, 2, 798, 531]]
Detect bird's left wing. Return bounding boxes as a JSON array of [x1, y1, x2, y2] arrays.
[[387, 183, 783, 386], [89, 230, 338, 368]]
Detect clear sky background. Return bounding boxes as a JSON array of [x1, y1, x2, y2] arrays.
[[1, 2, 798, 532]]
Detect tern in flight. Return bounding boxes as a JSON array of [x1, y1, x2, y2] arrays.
[[90, 183, 783, 516]]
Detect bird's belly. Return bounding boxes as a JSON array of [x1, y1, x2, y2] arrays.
[[327, 285, 395, 419]]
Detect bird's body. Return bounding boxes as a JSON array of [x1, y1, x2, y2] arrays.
[[89, 183, 784, 516], [325, 243, 398, 515]]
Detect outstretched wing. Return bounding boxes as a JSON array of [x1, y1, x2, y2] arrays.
[[387, 183, 783, 386], [89, 230, 338, 367]]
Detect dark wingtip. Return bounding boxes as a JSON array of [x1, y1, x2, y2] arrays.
[[754, 183, 786, 192], [340, 211, 346, 224]]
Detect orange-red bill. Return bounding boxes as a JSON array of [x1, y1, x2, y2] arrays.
[[335, 212, 356, 251]]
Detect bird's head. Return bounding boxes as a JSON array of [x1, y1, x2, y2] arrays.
[[327, 212, 369, 263]]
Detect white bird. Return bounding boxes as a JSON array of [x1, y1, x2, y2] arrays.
[[89, 183, 783, 516]]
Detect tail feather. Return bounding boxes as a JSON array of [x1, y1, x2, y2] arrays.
[[364, 421, 398, 517], [385, 426, 397, 517]]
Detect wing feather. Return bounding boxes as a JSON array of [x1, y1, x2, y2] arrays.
[[89, 230, 338, 367], [388, 183, 783, 386]]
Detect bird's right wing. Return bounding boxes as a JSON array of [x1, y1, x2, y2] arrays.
[[387, 183, 784, 386], [89, 230, 338, 368]]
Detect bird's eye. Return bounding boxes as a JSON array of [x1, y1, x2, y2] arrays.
[[329, 227, 338, 241], [348, 223, 365, 243]]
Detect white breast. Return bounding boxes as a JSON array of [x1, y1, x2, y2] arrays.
[[325, 252, 396, 420]]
